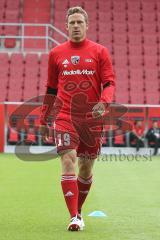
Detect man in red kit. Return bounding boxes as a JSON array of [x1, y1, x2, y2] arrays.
[[40, 6, 115, 231], [129, 120, 145, 151]]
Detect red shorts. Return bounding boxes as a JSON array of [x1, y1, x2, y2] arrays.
[[54, 117, 102, 158]]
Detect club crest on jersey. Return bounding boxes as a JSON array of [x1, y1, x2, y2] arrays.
[[71, 56, 80, 65]]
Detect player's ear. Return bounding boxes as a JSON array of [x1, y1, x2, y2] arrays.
[[86, 22, 89, 30], [66, 22, 69, 31]]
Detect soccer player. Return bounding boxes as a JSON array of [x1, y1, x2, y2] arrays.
[[40, 6, 115, 231]]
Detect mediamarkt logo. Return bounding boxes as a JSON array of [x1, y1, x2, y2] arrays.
[[62, 69, 95, 75]]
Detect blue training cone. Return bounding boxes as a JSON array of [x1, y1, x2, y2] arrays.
[[88, 211, 107, 217]]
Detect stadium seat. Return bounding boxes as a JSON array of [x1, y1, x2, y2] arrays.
[[113, 23, 127, 34], [0, 53, 9, 102], [142, 12, 157, 24], [23, 54, 39, 101], [129, 56, 143, 68], [127, 12, 142, 24], [113, 1, 127, 12], [127, 1, 141, 13], [128, 34, 142, 46], [144, 56, 157, 69], [98, 12, 112, 23], [127, 23, 142, 34], [39, 55, 48, 95], [8, 54, 24, 101], [55, 0, 68, 10], [143, 33, 157, 46], [84, 0, 98, 12], [143, 46, 157, 56], [113, 33, 127, 45], [98, 33, 112, 48], [113, 12, 127, 24], [69, 0, 83, 8], [142, 23, 157, 34], [114, 45, 128, 56], [114, 56, 128, 68], [128, 46, 143, 56], [141, 2, 156, 13], [130, 92, 145, 104], [98, 1, 111, 12]]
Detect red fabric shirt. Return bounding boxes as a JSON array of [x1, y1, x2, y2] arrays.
[[41, 38, 115, 123], [134, 126, 144, 137]]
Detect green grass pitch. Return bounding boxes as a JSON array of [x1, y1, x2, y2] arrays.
[[0, 153, 160, 240]]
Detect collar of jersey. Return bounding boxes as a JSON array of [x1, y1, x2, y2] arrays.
[[69, 38, 88, 48]]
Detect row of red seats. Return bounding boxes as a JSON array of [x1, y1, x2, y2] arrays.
[[0, 53, 48, 102], [0, 52, 159, 104]]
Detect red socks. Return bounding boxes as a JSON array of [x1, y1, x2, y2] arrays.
[[61, 174, 78, 218], [61, 174, 93, 217], [77, 175, 93, 214]]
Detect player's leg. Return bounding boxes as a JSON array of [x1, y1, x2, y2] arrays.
[[77, 156, 96, 214], [55, 118, 82, 231], [60, 149, 83, 231]]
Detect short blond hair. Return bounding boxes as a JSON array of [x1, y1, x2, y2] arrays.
[[66, 6, 88, 23]]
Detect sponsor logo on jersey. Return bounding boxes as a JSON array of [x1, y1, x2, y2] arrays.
[[71, 56, 80, 65], [62, 59, 69, 65], [62, 69, 95, 75], [85, 58, 93, 62]]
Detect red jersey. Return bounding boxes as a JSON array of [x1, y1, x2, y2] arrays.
[[41, 38, 115, 123], [134, 126, 144, 137]]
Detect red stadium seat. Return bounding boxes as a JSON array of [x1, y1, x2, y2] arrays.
[[0, 54, 9, 100], [141, 2, 156, 13], [114, 56, 128, 68], [113, 12, 126, 23], [128, 34, 142, 46], [98, 1, 111, 12], [84, 0, 98, 12], [142, 23, 157, 34], [113, 1, 127, 12], [116, 92, 129, 104], [98, 12, 112, 23], [129, 56, 143, 68], [113, 23, 127, 34], [146, 92, 159, 104], [69, 0, 83, 8], [143, 33, 157, 46], [23, 54, 39, 100], [127, 12, 141, 24], [142, 12, 156, 24], [130, 92, 145, 104], [113, 33, 127, 45], [143, 46, 158, 56], [114, 46, 128, 56], [144, 56, 157, 69], [55, 0, 68, 10], [127, 1, 141, 13], [127, 23, 142, 34], [98, 33, 112, 47], [128, 46, 143, 56], [8, 54, 24, 101]]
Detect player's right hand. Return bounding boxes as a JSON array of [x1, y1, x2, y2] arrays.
[[39, 125, 49, 141]]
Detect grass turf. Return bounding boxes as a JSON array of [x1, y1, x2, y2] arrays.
[[0, 153, 160, 240]]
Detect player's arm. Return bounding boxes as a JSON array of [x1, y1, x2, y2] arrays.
[[40, 51, 58, 138], [93, 47, 115, 118], [100, 47, 115, 104]]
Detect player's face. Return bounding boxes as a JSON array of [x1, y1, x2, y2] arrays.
[[66, 13, 88, 42]]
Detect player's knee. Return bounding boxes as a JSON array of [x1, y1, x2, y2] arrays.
[[79, 164, 92, 179], [60, 150, 77, 173]]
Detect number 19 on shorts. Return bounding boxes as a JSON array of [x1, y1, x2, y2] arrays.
[[55, 133, 71, 147]]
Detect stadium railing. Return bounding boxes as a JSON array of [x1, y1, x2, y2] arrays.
[[0, 23, 68, 53]]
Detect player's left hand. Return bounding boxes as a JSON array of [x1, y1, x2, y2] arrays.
[[92, 102, 108, 118]]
